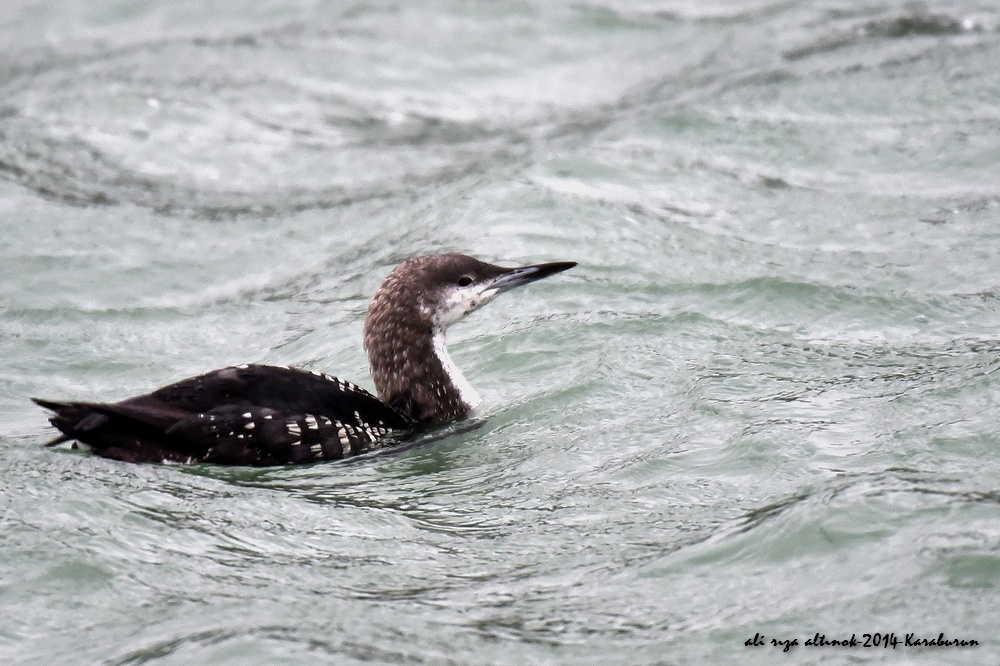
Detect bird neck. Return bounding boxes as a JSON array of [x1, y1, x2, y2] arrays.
[[365, 317, 480, 424]]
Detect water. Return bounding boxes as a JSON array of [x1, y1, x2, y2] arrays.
[[2, 1, 1000, 663]]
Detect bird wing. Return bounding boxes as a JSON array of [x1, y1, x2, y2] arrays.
[[35, 365, 413, 465]]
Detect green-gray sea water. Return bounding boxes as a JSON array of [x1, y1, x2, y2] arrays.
[[2, 1, 999, 664]]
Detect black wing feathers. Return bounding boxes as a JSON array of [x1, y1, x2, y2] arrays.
[[34, 365, 412, 465]]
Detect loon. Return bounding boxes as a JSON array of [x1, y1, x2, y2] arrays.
[[34, 253, 576, 466]]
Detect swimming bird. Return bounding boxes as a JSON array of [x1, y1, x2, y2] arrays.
[[34, 253, 575, 465]]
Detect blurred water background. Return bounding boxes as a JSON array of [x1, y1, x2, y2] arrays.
[[2, 1, 1000, 664]]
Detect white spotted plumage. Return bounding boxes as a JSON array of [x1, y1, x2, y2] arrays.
[[36, 254, 573, 465]]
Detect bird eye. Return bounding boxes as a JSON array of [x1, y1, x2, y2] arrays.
[[457, 275, 473, 287]]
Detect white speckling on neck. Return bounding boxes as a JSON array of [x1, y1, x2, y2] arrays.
[[432, 329, 481, 410]]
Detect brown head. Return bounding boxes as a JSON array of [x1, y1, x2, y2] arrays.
[[363, 253, 575, 423]]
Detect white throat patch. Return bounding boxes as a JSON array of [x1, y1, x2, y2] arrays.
[[431, 330, 481, 410], [432, 284, 499, 329]]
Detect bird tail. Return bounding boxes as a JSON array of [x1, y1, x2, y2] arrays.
[[32, 398, 109, 446]]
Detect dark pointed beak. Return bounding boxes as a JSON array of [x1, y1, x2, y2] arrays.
[[489, 260, 577, 294]]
